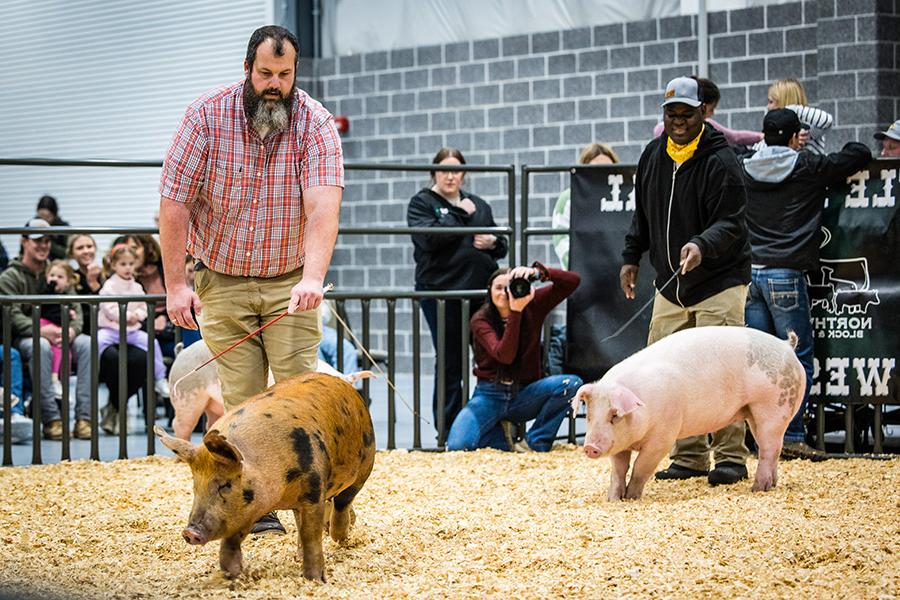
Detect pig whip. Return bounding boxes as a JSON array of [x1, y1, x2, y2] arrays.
[[598, 269, 680, 344]]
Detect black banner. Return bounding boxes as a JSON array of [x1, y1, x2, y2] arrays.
[[566, 160, 899, 407]]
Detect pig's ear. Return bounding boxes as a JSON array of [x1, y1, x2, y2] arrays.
[[154, 425, 197, 462], [203, 429, 244, 467], [571, 384, 592, 415], [610, 386, 644, 417]]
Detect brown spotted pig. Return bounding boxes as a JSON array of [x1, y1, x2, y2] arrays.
[[168, 339, 372, 440], [155, 371, 375, 581]]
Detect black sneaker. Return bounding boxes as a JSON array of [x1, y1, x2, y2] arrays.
[[781, 442, 828, 462], [251, 511, 286, 536], [655, 464, 708, 480], [708, 462, 748, 486]]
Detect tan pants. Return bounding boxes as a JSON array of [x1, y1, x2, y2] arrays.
[[647, 284, 749, 471], [195, 267, 321, 412]]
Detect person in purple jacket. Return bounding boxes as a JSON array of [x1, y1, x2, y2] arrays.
[[447, 262, 582, 452]]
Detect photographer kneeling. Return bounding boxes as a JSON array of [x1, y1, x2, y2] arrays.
[[447, 263, 582, 452]]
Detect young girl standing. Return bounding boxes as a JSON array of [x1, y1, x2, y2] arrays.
[[40, 260, 78, 399], [97, 244, 170, 400]]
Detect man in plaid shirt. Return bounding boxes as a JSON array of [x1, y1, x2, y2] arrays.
[[158, 26, 343, 533]]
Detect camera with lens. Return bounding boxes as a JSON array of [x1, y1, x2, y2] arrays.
[[507, 272, 541, 299]]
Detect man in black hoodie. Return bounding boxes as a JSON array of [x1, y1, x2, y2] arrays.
[[742, 108, 871, 460], [621, 77, 752, 486]]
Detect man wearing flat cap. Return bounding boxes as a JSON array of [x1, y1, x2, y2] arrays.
[[741, 108, 871, 460], [621, 76, 752, 487]]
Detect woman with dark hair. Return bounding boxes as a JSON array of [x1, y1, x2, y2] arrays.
[[407, 147, 508, 434], [446, 263, 582, 452], [36, 195, 71, 260]]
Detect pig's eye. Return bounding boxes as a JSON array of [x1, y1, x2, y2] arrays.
[[216, 481, 232, 501], [609, 411, 622, 425]]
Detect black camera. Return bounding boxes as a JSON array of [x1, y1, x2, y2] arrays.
[[507, 272, 540, 299]]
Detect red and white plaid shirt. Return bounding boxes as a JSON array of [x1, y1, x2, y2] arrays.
[[160, 81, 343, 277]]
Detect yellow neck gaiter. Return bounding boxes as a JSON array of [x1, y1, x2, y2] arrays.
[[666, 124, 705, 163]]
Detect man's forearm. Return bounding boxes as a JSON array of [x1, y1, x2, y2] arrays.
[[159, 197, 191, 289], [301, 186, 342, 283]]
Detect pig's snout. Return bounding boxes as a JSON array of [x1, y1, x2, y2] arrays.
[[583, 443, 604, 459], [182, 525, 208, 546]]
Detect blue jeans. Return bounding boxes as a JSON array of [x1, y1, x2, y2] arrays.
[[0, 345, 25, 416], [419, 295, 484, 432], [447, 375, 582, 452], [745, 267, 814, 442], [318, 325, 359, 373]]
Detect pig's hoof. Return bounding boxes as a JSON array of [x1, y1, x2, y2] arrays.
[[303, 566, 326, 583], [607, 490, 625, 502], [751, 479, 775, 492]]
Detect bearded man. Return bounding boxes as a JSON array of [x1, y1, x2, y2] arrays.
[[158, 25, 344, 535]]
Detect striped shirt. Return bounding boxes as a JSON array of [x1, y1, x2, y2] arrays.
[[160, 81, 344, 277], [753, 104, 834, 156]]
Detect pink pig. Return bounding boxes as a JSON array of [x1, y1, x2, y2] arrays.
[[572, 326, 804, 500]]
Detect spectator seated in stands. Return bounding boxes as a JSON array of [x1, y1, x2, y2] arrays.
[[874, 119, 900, 158], [0, 239, 8, 271], [446, 263, 582, 453], [0, 218, 94, 440], [0, 345, 31, 444], [96, 244, 170, 435], [35, 195, 70, 261], [39, 260, 79, 400], [68, 234, 104, 336]]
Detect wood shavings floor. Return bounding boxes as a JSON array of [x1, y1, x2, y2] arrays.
[[1, 447, 897, 599]]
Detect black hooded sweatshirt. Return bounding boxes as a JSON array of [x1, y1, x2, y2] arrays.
[[407, 188, 508, 290], [623, 125, 751, 307], [741, 142, 872, 271]]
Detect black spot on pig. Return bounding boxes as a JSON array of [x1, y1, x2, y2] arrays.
[[362, 430, 374, 447], [263, 413, 273, 419], [260, 391, 275, 399], [304, 472, 322, 503], [243, 488, 255, 504], [291, 428, 314, 471], [314, 433, 327, 453], [340, 405, 350, 417], [286, 468, 303, 483], [234, 408, 245, 418], [335, 425, 344, 437], [333, 485, 360, 511]]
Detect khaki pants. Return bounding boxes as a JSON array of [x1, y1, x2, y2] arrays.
[[647, 284, 749, 471], [195, 267, 321, 412]]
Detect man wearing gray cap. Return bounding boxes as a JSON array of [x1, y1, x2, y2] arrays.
[[0, 218, 94, 440], [621, 76, 752, 486], [874, 120, 900, 157]]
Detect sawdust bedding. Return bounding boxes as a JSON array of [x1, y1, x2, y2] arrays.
[[0, 447, 897, 599]]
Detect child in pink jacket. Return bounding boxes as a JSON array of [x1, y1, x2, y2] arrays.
[[97, 244, 170, 398]]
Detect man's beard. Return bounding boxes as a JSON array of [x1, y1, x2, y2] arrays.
[[243, 80, 293, 137]]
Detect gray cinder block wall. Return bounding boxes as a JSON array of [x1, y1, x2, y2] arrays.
[[298, 0, 899, 372]]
